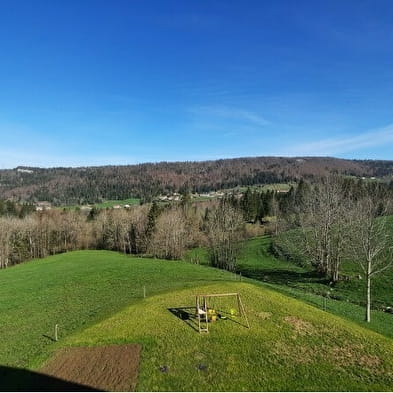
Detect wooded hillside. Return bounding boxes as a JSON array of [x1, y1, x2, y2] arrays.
[[1, 156, 392, 205]]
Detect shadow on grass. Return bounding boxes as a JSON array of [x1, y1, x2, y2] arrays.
[[0, 365, 100, 391], [168, 307, 199, 332], [237, 266, 327, 286], [168, 307, 249, 331], [42, 334, 57, 342]]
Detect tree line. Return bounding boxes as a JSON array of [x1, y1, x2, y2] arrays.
[[0, 198, 246, 272]]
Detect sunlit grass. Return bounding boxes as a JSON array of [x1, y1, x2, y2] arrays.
[[184, 236, 393, 338], [0, 250, 233, 370], [58, 282, 393, 391]]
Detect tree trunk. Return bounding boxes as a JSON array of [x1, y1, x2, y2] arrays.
[[366, 267, 371, 322], [332, 267, 339, 283]]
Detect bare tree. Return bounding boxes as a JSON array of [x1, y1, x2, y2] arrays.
[[278, 176, 352, 281], [205, 203, 245, 271], [128, 205, 149, 254], [149, 207, 187, 259], [0, 217, 13, 268], [348, 196, 392, 322]]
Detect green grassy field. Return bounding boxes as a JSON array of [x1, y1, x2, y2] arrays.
[[190, 183, 294, 202], [1, 244, 392, 391], [232, 183, 294, 192], [184, 236, 393, 338], [52, 282, 393, 391], [0, 251, 233, 371], [91, 198, 140, 208]]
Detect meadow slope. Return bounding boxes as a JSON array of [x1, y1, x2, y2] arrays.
[[0, 250, 233, 370], [1, 250, 392, 391], [53, 282, 393, 391], [186, 236, 393, 338]]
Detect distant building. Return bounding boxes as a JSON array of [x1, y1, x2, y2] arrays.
[[17, 168, 34, 174], [35, 201, 52, 211]]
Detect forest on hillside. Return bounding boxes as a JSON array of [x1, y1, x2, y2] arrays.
[[1, 176, 392, 270], [1, 156, 393, 205], [1, 175, 392, 322]]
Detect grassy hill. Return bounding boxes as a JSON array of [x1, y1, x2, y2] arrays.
[[0, 250, 233, 370], [0, 249, 392, 391], [47, 283, 393, 391]]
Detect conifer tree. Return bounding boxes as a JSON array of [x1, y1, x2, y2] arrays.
[[146, 201, 160, 240]]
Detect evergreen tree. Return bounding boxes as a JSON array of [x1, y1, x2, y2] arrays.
[[18, 203, 35, 218], [263, 191, 273, 217], [146, 201, 160, 240], [180, 191, 192, 208], [241, 188, 259, 222], [5, 201, 17, 217], [87, 207, 100, 221]]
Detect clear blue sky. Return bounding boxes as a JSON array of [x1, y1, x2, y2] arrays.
[[0, 0, 393, 168]]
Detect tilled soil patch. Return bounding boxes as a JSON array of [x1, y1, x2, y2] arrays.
[[41, 344, 142, 392]]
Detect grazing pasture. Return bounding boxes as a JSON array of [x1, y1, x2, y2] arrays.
[[91, 198, 140, 209]]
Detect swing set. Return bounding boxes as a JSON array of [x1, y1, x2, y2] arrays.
[[195, 292, 250, 333]]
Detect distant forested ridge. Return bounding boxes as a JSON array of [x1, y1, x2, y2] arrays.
[[0, 156, 392, 205]]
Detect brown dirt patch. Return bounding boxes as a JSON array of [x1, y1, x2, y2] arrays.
[[41, 344, 142, 392], [284, 316, 315, 335]]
